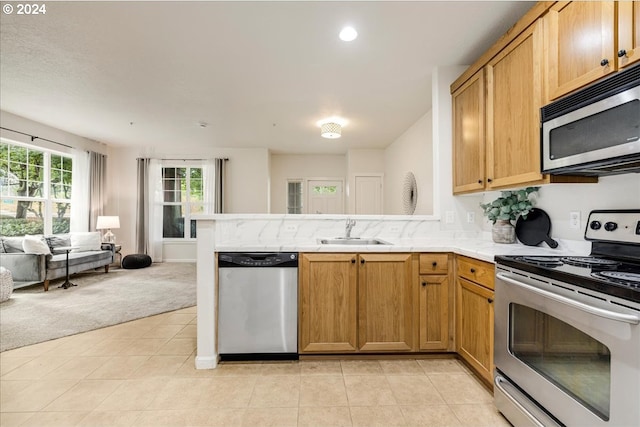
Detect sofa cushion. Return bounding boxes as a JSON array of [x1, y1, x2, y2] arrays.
[[22, 235, 51, 255], [1, 237, 26, 253], [70, 232, 102, 252], [48, 250, 112, 270], [45, 234, 71, 252]]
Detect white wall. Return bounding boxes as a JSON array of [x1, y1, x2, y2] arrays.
[[383, 111, 434, 215], [108, 145, 270, 258], [269, 153, 346, 214]]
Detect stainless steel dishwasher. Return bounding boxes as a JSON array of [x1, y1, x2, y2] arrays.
[[217, 252, 298, 360]]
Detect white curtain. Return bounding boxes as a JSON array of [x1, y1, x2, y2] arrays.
[[70, 149, 90, 232], [89, 151, 107, 231], [148, 159, 163, 262], [202, 159, 216, 215]]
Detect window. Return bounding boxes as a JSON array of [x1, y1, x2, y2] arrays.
[[0, 142, 72, 236], [161, 166, 203, 238], [287, 180, 303, 214]]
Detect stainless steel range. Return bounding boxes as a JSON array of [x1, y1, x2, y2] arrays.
[[494, 209, 640, 427]]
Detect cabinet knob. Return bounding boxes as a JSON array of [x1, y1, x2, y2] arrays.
[[422, 282, 427, 287], [617, 49, 627, 58], [487, 178, 493, 183], [478, 179, 483, 184], [600, 58, 609, 67], [432, 261, 437, 267], [360, 259, 365, 264], [351, 259, 356, 264], [488, 298, 494, 304], [470, 268, 476, 273]]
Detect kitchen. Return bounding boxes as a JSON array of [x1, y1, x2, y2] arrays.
[[1, 1, 640, 426]]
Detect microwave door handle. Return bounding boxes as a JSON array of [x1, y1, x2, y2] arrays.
[[497, 272, 640, 325]]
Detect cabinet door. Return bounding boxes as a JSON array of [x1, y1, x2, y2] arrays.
[[358, 253, 414, 352], [486, 20, 544, 189], [545, 1, 616, 100], [456, 277, 494, 384], [299, 253, 358, 353], [618, 1, 640, 69], [419, 275, 449, 351], [452, 69, 485, 194]]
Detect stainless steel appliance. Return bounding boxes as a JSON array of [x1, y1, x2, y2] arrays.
[[494, 210, 640, 427], [217, 252, 298, 360], [541, 64, 640, 176]]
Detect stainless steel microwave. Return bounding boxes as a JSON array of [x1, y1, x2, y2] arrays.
[[541, 64, 640, 176]]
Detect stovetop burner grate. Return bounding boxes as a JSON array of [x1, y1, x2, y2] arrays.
[[592, 271, 640, 288], [561, 256, 620, 268]]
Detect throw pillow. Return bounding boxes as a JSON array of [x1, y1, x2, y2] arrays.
[[2, 237, 25, 253], [70, 232, 102, 252], [22, 235, 52, 255], [45, 235, 71, 252]]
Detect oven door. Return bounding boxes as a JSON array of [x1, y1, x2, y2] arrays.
[[495, 268, 640, 427]]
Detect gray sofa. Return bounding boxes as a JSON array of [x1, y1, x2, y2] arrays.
[[0, 234, 115, 291]]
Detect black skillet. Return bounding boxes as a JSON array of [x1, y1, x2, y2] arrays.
[[515, 208, 559, 248]]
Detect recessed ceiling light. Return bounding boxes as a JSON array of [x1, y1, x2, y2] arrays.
[[339, 26, 358, 42]]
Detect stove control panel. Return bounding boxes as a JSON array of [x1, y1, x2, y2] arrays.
[[585, 210, 640, 244]]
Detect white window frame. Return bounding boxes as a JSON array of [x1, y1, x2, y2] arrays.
[[160, 162, 204, 240]]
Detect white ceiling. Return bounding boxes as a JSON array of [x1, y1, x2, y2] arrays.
[[0, 1, 535, 155]]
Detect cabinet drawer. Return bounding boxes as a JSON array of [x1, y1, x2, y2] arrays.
[[419, 253, 449, 275], [456, 256, 495, 290]]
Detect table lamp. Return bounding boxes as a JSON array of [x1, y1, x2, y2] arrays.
[[96, 216, 120, 243]]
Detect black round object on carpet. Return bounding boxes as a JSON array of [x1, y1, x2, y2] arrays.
[[122, 254, 152, 269]]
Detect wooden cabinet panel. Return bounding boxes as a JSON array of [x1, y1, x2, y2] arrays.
[[419, 253, 450, 275], [545, 1, 616, 100], [486, 20, 545, 189], [618, 1, 640, 69], [358, 253, 414, 352], [456, 256, 495, 290], [419, 275, 449, 351], [452, 69, 485, 194], [299, 253, 358, 353], [456, 277, 495, 385]]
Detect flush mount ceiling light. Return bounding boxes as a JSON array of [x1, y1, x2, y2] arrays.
[[339, 26, 358, 42], [320, 122, 342, 139]]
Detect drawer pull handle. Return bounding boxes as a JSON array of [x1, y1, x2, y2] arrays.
[[488, 298, 494, 304], [470, 268, 476, 273], [432, 261, 437, 267]]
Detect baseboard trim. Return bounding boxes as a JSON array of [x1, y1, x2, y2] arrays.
[[195, 355, 219, 369]]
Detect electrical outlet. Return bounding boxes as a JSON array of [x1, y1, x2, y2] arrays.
[[284, 224, 298, 232], [467, 212, 475, 224], [569, 211, 581, 229], [389, 225, 401, 233], [445, 211, 455, 224]]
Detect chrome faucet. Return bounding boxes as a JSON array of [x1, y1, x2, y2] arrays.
[[345, 218, 356, 239]]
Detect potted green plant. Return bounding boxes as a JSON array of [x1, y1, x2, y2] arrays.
[[480, 187, 539, 243]]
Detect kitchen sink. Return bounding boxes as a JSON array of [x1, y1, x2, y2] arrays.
[[317, 237, 391, 245]]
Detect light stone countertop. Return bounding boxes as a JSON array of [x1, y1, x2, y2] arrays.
[[213, 236, 591, 263]]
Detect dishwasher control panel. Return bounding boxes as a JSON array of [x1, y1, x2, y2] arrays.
[[218, 252, 298, 267]]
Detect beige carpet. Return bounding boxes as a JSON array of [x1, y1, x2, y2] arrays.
[[0, 262, 196, 352]]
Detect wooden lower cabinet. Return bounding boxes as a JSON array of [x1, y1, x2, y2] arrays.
[[299, 253, 358, 352], [418, 274, 450, 351], [358, 253, 414, 352], [456, 276, 495, 385]]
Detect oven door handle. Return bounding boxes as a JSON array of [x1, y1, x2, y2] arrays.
[[497, 272, 640, 325], [494, 375, 546, 427]]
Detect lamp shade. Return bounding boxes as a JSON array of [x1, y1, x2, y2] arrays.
[[96, 216, 120, 230], [320, 122, 342, 139]]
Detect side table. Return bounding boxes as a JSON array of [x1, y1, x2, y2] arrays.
[[114, 245, 122, 267], [55, 246, 78, 289]]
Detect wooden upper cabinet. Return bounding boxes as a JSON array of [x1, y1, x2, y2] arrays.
[[452, 69, 485, 194], [486, 20, 545, 189], [358, 253, 414, 352], [299, 253, 358, 353], [618, 1, 640, 69], [545, 1, 616, 101]]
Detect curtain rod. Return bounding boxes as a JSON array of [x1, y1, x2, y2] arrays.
[[136, 157, 229, 161], [0, 126, 75, 150]]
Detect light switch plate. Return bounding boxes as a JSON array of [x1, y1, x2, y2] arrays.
[[467, 212, 475, 223]]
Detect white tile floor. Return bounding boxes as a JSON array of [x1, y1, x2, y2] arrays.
[[0, 306, 510, 426]]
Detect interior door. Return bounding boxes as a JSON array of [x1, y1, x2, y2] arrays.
[[307, 180, 344, 214], [354, 175, 383, 214]]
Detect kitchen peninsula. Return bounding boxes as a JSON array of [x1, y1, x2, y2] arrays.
[[193, 214, 589, 371]]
